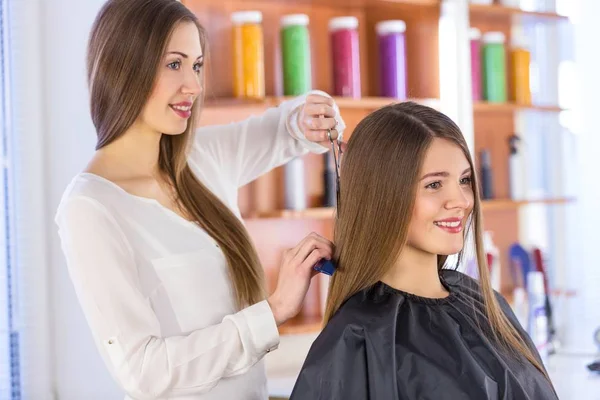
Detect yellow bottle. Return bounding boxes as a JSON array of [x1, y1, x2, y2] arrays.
[[231, 11, 265, 99], [510, 42, 531, 105]]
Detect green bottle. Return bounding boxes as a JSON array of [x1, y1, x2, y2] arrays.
[[281, 14, 312, 96], [482, 31, 507, 103]]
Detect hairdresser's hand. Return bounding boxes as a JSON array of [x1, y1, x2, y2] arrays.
[[299, 94, 344, 147], [268, 233, 333, 326]]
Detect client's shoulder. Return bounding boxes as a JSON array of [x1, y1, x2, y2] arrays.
[[323, 281, 407, 334], [440, 268, 482, 292]]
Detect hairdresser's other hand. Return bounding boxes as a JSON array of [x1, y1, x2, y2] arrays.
[[268, 233, 333, 326], [299, 93, 342, 147]]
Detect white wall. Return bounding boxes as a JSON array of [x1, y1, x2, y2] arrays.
[[568, 0, 600, 352], [9, 1, 51, 398], [42, 1, 123, 398]]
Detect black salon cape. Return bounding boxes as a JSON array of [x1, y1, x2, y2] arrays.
[[290, 269, 557, 400]]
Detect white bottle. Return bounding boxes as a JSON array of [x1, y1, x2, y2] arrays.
[[499, 0, 521, 8], [527, 271, 549, 364], [508, 135, 525, 200], [483, 231, 501, 291], [512, 286, 529, 329], [284, 157, 307, 210]]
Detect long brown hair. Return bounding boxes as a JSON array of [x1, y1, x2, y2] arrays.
[[87, 0, 265, 309], [324, 102, 548, 378]]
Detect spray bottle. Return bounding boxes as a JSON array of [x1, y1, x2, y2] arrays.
[[508, 135, 525, 200], [483, 231, 501, 291], [527, 270, 549, 365]]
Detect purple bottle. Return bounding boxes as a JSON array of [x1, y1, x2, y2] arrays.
[[376, 20, 407, 99], [329, 16, 361, 98], [470, 27, 482, 102]]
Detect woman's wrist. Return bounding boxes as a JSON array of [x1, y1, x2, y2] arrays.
[[267, 294, 287, 326]]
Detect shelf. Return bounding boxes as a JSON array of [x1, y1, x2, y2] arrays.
[[257, 208, 337, 220], [278, 314, 323, 335], [469, 4, 568, 20], [253, 198, 576, 220], [481, 197, 576, 211], [203, 97, 267, 108], [474, 102, 565, 113], [260, 0, 440, 7], [204, 98, 562, 114], [374, 0, 440, 5], [205, 96, 441, 111]]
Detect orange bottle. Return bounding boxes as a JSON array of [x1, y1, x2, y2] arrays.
[[510, 41, 531, 105], [231, 11, 265, 99]]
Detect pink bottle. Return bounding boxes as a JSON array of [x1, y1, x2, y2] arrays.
[[470, 27, 482, 102], [329, 16, 361, 98]]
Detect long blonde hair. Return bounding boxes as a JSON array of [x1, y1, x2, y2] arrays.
[[87, 0, 264, 309], [324, 102, 549, 378]]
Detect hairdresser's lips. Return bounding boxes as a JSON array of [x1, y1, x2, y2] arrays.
[[434, 217, 463, 234], [170, 101, 192, 119]]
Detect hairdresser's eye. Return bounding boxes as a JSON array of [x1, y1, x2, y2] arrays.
[[167, 61, 181, 70], [426, 181, 441, 190], [460, 176, 472, 185], [193, 61, 203, 74]]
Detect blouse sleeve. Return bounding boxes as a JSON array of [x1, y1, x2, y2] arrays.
[[193, 90, 345, 187]]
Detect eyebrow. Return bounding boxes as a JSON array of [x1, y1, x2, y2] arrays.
[[166, 51, 203, 60], [420, 168, 472, 181]]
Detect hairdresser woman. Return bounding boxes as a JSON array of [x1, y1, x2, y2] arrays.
[[54, 1, 344, 399]]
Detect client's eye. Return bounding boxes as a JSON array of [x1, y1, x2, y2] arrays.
[[167, 60, 181, 70], [426, 181, 441, 190], [460, 176, 472, 185]]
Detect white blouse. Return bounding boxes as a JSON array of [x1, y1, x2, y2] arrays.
[[55, 91, 344, 400]]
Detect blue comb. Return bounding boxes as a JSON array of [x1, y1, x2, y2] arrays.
[[313, 259, 336, 276]]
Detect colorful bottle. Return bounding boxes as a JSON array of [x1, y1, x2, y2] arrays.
[[376, 20, 407, 99], [482, 31, 507, 103], [329, 16, 361, 98], [510, 38, 531, 104], [469, 27, 482, 102], [280, 14, 312, 96], [231, 11, 265, 99]]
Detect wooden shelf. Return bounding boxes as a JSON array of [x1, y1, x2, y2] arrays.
[[469, 4, 568, 20], [206, 96, 440, 111], [474, 102, 565, 113], [278, 314, 323, 335], [260, 0, 440, 8], [202, 96, 440, 133], [256, 208, 337, 220], [481, 197, 576, 211], [204, 97, 268, 108], [204, 98, 560, 114], [253, 198, 576, 220], [374, 0, 440, 5]]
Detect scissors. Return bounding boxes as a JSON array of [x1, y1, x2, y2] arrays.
[[313, 124, 343, 276]]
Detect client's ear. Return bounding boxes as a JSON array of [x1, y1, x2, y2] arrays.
[[340, 141, 348, 153]]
